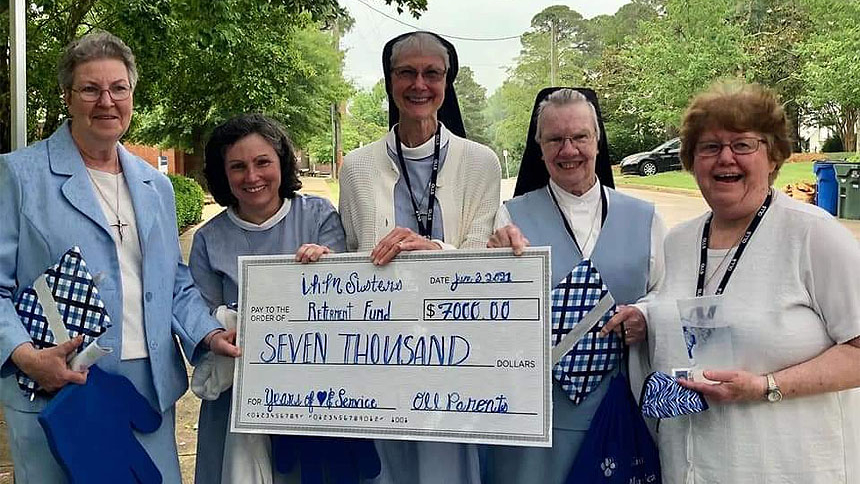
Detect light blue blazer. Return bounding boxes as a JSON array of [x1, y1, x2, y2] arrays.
[[0, 121, 219, 413]]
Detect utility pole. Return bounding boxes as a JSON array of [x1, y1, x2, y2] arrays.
[[10, 0, 27, 151], [550, 19, 557, 87]]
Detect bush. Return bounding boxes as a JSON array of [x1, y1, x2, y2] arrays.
[[821, 135, 844, 153], [604, 120, 663, 163], [168, 173, 205, 232]]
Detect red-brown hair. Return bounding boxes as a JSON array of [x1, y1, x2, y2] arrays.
[[680, 80, 792, 183]]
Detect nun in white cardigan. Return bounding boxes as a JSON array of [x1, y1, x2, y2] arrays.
[[339, 31, 501, 483]]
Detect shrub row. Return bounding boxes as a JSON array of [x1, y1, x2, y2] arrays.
[[168, 173, 205, 232]]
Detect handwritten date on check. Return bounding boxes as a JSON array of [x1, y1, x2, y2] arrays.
[[230, 248, 552, 447]]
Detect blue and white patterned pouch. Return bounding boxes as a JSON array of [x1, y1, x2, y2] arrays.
[[640, 371, 708, 419]]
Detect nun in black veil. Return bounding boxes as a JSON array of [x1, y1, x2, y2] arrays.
[[484, 87, 666, 483], [339, 31, 501, 267], [339, 31, 501, 483]]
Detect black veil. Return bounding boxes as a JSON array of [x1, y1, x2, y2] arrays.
[[513, 87, 614, 197]]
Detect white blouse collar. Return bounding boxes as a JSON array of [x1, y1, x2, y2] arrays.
[[227, 197, 292, 231], [548, 177, 601, 208], [386, 122, 451, 159]]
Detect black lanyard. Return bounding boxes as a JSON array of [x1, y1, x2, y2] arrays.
[[547, 182, 608, 256], [394, 122, 441, 238], [696, 190, 773, 296]]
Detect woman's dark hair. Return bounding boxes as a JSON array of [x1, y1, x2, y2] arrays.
[[204, 113, 302, 207]]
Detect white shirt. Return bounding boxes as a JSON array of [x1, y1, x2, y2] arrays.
[[87, 168, 148, 360], [647, 191, 860, 483], [226, 198, 291, 231]]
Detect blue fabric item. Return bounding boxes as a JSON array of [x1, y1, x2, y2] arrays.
[[13, 247, 112, 395], [271, 435, 381, 484], [567, 373, 660, 483], [551, 259, 623, 404], [37, 365, 162, 484], [640, 371, 708, 419]]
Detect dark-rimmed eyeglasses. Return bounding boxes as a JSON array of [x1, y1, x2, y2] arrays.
[[694, 137, 766, 157], [391, 67, 447, 84], [70, 84, 132, 102]]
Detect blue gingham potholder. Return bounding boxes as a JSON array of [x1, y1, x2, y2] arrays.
[[13, 247, 112, 395], [551, 259, 623, 405]]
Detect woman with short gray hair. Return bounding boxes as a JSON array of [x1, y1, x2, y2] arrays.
[[340, 31, 501, 483], [0, 30, 237, 482]]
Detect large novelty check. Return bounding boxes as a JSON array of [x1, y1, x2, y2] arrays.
[[230, 248, 551, 447]]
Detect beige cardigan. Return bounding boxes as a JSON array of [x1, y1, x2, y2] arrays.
[[339, 128, 501, 251]]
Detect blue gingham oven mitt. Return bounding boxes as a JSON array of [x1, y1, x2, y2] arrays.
[[12, 247, 112, 395]]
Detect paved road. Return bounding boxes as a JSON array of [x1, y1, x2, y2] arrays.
[[503, 178, 860, 238]]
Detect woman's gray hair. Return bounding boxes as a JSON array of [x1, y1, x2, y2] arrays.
[[58, 31, 138, 91], [534, 89, 600, 143], [390, 32, 450, 69]]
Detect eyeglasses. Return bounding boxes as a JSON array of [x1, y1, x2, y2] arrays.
[[694, 137, 766, 157], [71, 84, 132, 102], [541, 133, 594, 150], [391, 67, 447, 84]]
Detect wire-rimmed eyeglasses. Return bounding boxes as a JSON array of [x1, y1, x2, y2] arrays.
[[70, 84, 132, 102]]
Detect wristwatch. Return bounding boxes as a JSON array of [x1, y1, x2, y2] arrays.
[[765, 373, 783, 403]]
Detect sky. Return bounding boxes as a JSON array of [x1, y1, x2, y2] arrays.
[[339, 0, 632, 95]]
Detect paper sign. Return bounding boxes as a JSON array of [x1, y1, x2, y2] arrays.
[[230, 248, 552, 447]]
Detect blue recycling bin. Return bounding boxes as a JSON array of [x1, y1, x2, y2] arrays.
[[814, 161, 839, 215]]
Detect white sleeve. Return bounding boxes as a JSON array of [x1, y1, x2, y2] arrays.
[[803, 216, 860, 343], [493, 204, 513, 230], [630, 210, 667, 322]]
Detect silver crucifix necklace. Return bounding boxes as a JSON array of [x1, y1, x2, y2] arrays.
[[87, 163, 128, 243]]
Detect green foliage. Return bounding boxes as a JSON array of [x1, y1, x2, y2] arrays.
[[306, 80, 388, 164], [123, 5, 351, 155], [454, 66, 491, 146], [796, 0, 860, 151], [822, 135, 844, 153], [168, 173, 205, 232], [604, 119, 663, 162], [0, 0, 427, 153]]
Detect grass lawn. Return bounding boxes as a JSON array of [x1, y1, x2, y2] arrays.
[[325, 178, 339, 205], [615, 161, 822, 192]]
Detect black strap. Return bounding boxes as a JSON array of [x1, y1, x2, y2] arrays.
[[394, 122, 441, 238], [696, 190, 773, 296], [547, 181, 608, 255]]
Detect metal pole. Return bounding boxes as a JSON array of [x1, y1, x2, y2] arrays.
[[502, 149, 510, 179], [10, 0, 27, 150]]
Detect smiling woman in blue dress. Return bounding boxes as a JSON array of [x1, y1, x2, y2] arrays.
[[0, 31, 237, 483], [190, 113, 346, 483]]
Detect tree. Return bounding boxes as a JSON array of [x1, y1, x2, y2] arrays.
[[454, 66, 490, 146], [0, 0, 428, 153], [613, 0, 747, 135], [736, 0, 812, 150], [307, 80, 388, 164], [797, 0, 860, 151]]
